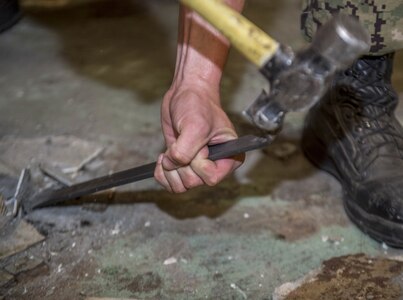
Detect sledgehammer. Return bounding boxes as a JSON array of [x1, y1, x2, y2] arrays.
[[21, 0, 369, 212], [181, 0, 370, 131]]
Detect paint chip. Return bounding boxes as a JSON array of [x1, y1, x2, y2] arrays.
[[163, 257, 177, 265]]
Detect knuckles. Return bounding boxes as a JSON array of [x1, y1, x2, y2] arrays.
[[183, 177, 203, 190], [169, 146, 193, 166], [204, 174, 220, 187]]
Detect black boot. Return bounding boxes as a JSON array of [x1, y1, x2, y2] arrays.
[[302, 53, 403, 247]]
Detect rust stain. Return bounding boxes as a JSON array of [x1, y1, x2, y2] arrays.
[[285, 254, 403, 300]]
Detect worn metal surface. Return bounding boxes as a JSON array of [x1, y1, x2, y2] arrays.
[[0, 0, 402, 299]]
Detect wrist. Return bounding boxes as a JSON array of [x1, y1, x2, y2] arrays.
[[172, 40, 226, 91], [171, 73, 221, 93], [164, 76, 222, 109], [170, 74, 221, 97]]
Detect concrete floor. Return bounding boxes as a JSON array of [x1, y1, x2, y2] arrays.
[[1, 0, 403, 299]]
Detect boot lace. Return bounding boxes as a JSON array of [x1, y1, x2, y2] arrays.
[[337, 59, 403, 174]]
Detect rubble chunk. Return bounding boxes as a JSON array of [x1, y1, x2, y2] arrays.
[[0, 220, 45, 260]]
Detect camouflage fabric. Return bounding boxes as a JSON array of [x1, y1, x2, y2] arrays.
[[301, 0, 403, 54]]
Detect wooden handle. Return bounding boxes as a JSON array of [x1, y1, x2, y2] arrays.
[[180, 0, 279, 67]]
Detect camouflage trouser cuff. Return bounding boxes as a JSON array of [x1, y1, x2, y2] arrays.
[[300, 0, 403, 55]]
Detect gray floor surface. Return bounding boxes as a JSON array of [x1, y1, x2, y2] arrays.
[[1, 0, 403, 299]]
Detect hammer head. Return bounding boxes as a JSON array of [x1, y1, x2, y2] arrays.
[[244, 14, 370, 132]]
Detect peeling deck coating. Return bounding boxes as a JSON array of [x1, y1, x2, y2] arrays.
[[85, 196, 382, 299], [284, 254, 403, 300], [0, 0, 403, 299]]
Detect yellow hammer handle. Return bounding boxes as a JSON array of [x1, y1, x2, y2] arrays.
[[180, 0, 279, 67]]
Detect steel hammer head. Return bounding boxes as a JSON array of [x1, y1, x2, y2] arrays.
[[244, 14, 370, 132]]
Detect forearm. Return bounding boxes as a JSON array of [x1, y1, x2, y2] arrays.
[[156, 1, 245, 192], [171, 1, 245, 93]]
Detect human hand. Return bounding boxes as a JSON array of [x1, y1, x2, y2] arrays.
[[154, 80, 244, 193]]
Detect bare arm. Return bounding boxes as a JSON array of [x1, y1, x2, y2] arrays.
[[154, 1, 245, 192]]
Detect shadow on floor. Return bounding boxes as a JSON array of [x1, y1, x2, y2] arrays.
[[37, 136, 317, 220], [24, 0, 176, 103], [22, 0, 291, 108]]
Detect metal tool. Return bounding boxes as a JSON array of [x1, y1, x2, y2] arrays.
[[20, 1, 370, 213], [181, 0, 370, 132], [23, 135, 272, 212]]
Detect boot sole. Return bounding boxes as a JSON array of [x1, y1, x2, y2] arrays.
[[302, 128, 403, 248]]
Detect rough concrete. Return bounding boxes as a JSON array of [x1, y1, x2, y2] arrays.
[[0, 0, 403, 299]]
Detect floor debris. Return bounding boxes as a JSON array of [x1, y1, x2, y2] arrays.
[[11, 168, 31, 217], [163, 257, 177, 265], [4, 256, 45, 275], [0, 220, 45, 260], [230, 282, 247, 299], [0, 269, 14, 288], [62, 147, 104, 175], [39, 162, 74, 187], [0, 136, 103, 174], [321, 235, 344, 245]]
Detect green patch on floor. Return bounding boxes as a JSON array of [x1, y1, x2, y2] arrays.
[[86, 196, 383, 299]]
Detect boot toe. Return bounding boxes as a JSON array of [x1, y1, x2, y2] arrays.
[[358, 177, 403, 223], [345, 177, 403, 247]]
